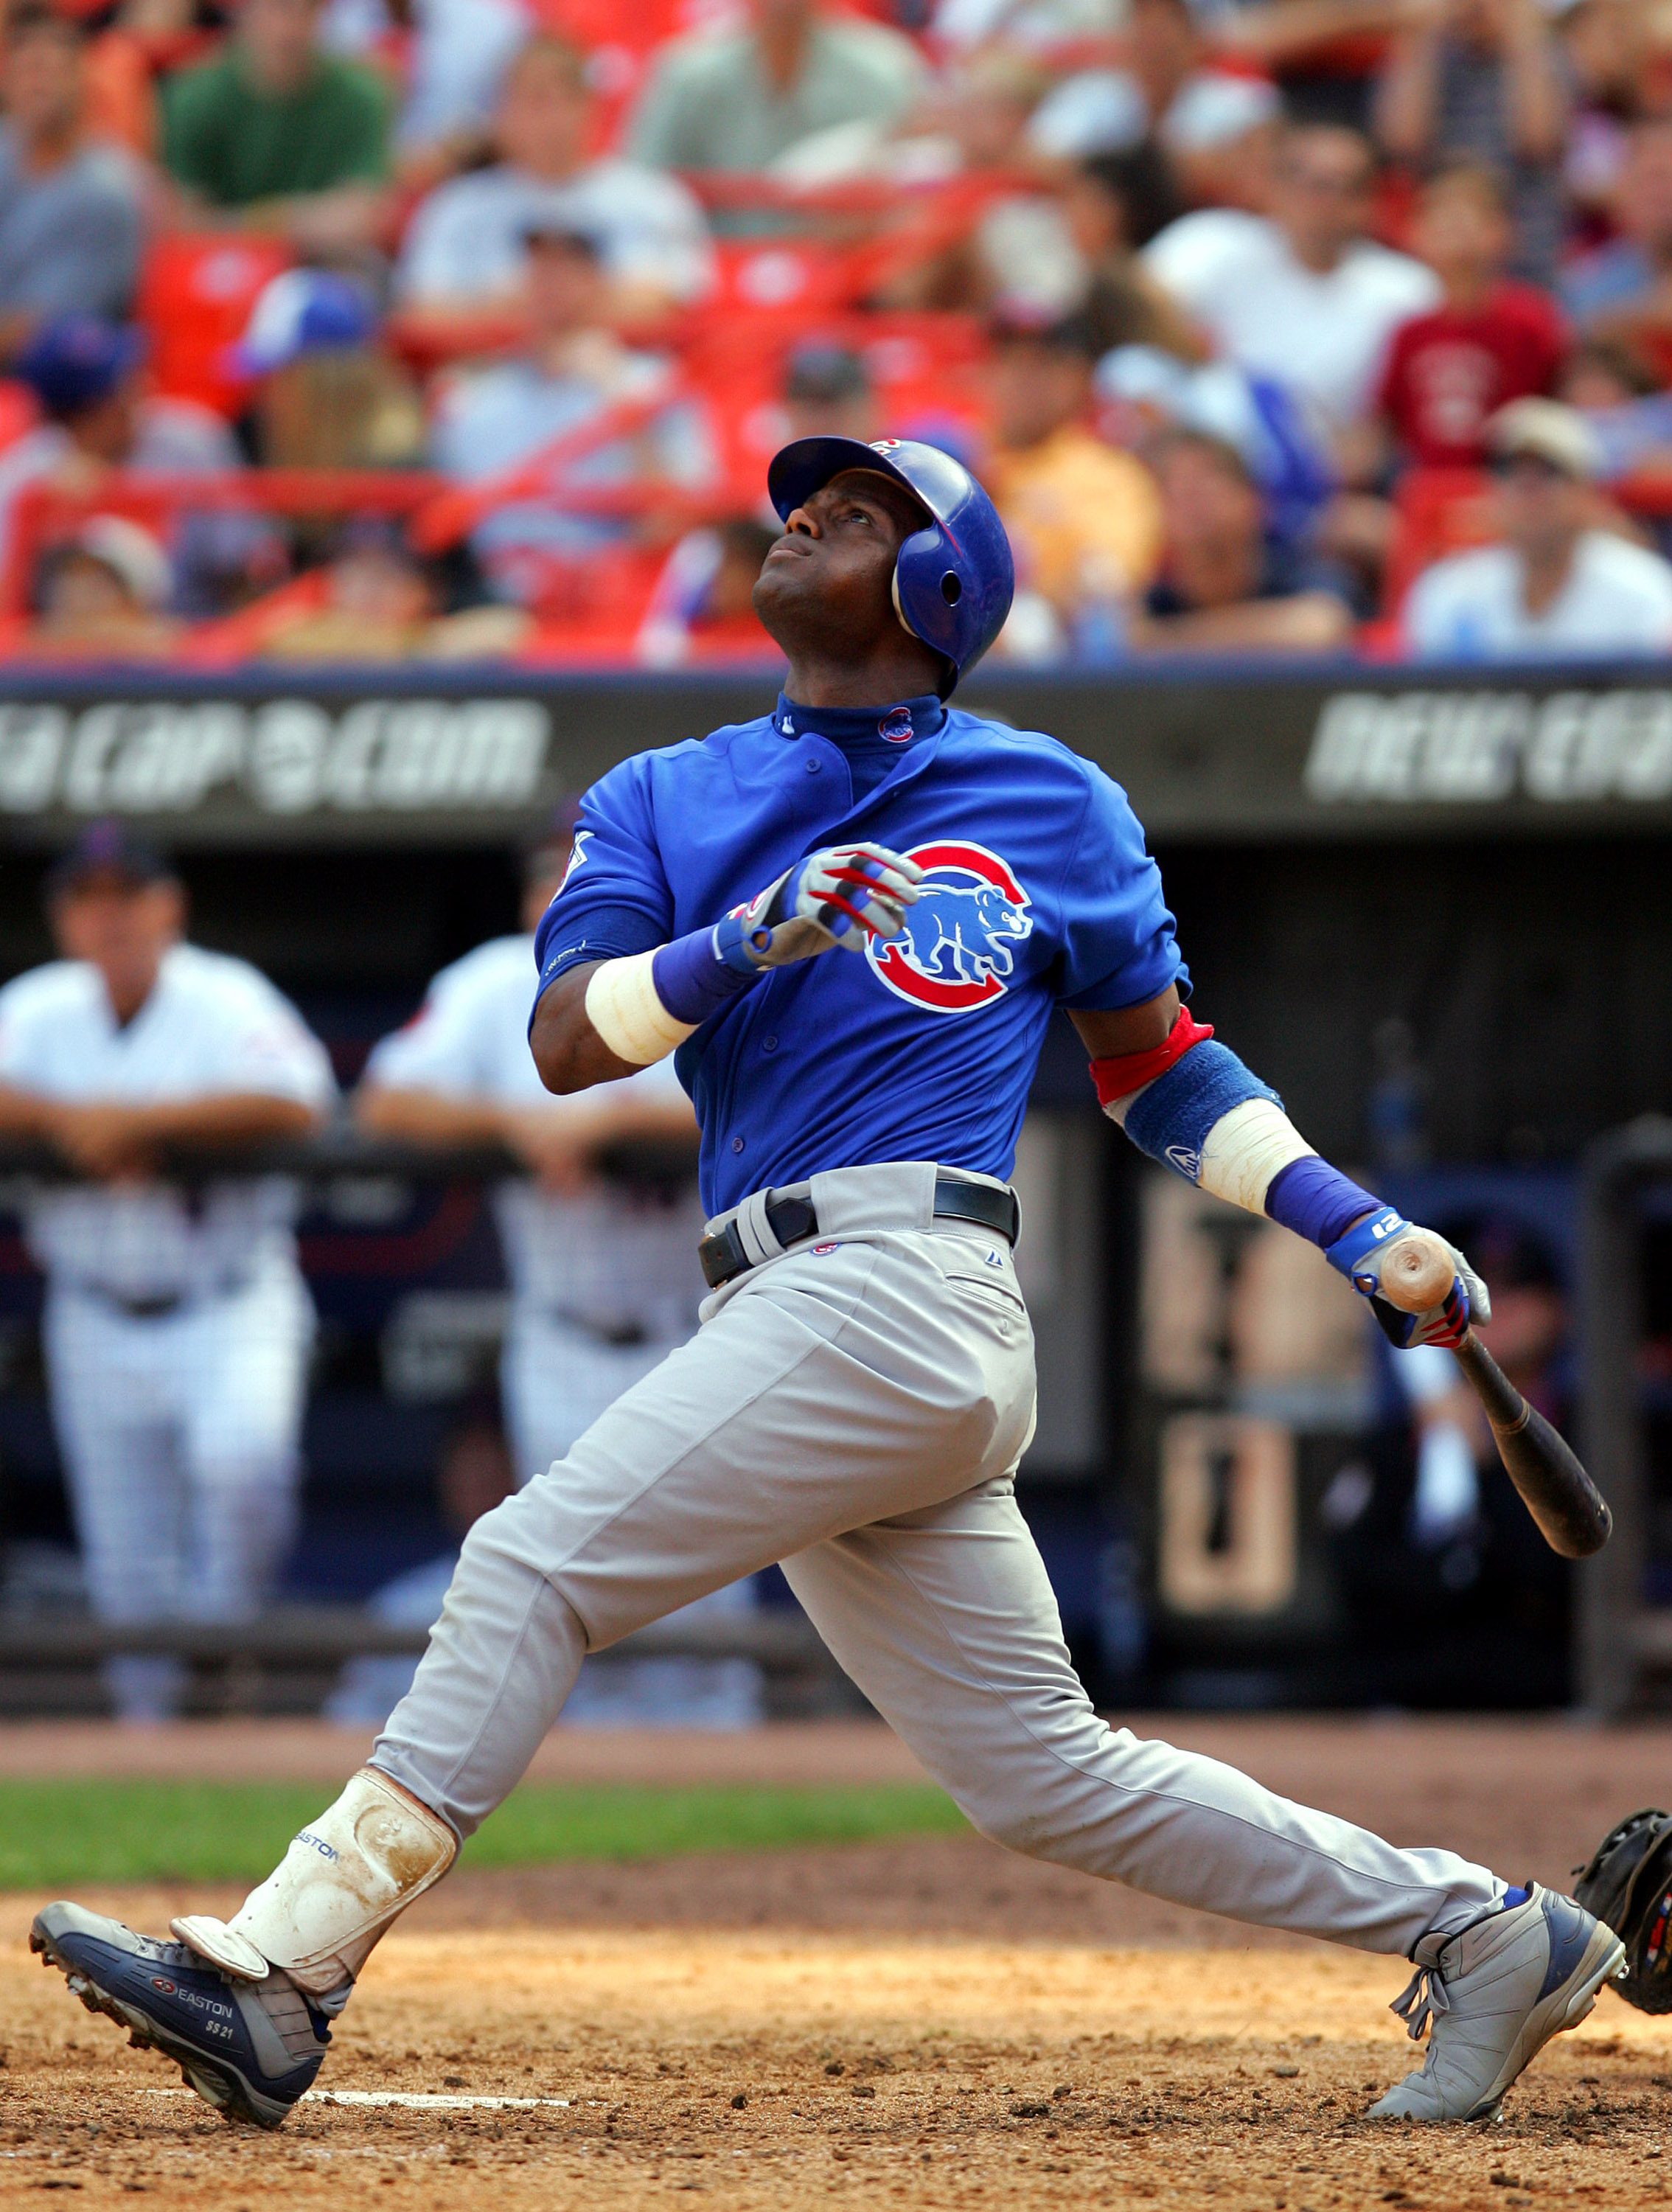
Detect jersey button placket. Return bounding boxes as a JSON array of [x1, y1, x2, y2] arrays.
[[731, 1135, 745, 1153]]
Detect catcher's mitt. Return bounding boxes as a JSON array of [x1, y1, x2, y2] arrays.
[[1573, 1808, 1672, 2013]]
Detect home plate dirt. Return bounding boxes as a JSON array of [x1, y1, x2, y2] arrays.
[[7, 1719, 1672, 2210], [6, 1908, 1672, 2211]]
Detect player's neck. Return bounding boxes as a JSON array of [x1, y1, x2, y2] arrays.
[[780, 642, 944, 711]]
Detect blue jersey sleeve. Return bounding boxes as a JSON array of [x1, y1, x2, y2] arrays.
[[1054, 767, 1189, 1011], [532, 759, 676, 1003]]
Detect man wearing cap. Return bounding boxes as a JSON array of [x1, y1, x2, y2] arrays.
[[1, 318, 239, 487], [780, 341, 877, 446], [428, 219, 712, 599], [352, 819, 759, 1728], [0, 316, 244, 611], [29, 514, 177, 655], [1404, 395, 1672, 656], [0, 829, 335, 1719]]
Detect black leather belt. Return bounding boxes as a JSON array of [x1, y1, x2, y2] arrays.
[[698, 1173, 1020, 1292]]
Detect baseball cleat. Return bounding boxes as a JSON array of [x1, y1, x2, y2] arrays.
[[30, 1900, 330, 2128], [1367, 1882, 1627, 2122]]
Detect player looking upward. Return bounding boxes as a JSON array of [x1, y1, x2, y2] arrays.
[[32, 439, 1625, 2129]]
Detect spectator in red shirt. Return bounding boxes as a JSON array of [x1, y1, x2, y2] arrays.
[[1375, 163, 1566, 474]]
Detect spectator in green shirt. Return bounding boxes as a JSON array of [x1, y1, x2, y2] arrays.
[[161, 0, 392, 257], [627, 0, 925, 175]]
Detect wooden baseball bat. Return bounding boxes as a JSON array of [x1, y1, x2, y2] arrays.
[[1376, 1230, 1612, 1559]]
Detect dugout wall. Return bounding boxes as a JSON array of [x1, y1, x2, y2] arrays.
[[0, 659, 1667, 1711]]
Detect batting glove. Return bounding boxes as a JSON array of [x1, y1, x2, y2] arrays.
[[1326, 1206, 1492, 1352], [722, 842, 924, 971]]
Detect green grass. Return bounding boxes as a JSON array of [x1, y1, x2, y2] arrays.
[[0, 1778, 966, 1891]]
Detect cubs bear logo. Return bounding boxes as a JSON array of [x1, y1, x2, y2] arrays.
[[877, 704, 914, 745], [866, 840, 1034, 1013]]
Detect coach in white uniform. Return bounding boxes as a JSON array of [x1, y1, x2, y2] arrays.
[[355, 827, 758, 1727], [357, 823, 706, 1484], [0, 824, 335, 1719]]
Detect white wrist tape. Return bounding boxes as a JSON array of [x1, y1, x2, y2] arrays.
[[584, 950, 697, 1065], [1196, 1097, 1315, 1215], [173, 1767, 457, 1994]]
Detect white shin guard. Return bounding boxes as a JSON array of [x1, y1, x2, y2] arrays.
[[172, 1767, 458, 1996]]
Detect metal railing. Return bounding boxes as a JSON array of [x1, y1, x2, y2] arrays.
[[0, 1607, 825, 1669], [0, 1127, 853, 1708]]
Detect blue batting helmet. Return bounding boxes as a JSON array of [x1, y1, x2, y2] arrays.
[[766, 436, 1014, 697]]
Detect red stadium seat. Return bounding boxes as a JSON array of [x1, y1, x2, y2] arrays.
[[136, 234, 293, 417], [177, 571, 332, 666], [512, 543, 673, 661], [0, 379, 38, 454], [706, 239, 858, 322]]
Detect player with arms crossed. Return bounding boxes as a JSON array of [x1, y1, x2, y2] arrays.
[[32, 438, 1626, 2129]]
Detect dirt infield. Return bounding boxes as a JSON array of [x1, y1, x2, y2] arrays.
[[7, 1916, 1671, 2210], [7, 1717, 1672, 2208]]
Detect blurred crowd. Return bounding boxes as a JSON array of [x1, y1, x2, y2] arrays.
[[1, 0, 1672, 661]]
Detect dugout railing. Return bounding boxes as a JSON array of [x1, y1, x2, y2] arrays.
[[0, 1126, 842, 1714], [1578, 1116, 1672, 1714]]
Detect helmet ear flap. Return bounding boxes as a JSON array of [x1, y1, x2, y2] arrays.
[[892, 521, 958, 653], [891, 524, 961, 698]]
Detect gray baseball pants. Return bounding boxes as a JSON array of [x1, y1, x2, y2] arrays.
[[373, 1160, 1502, 1956]]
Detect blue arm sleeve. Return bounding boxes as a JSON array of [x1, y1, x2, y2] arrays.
[[1118, 1039, 1394, 1266], [1121, 1040, 1281, 1180], [1264, 1155, 1384, 1248], [1055, 765, 1190, 1012]]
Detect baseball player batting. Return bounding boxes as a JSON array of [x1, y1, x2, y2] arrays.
[[32, 438, 1627, 2128]]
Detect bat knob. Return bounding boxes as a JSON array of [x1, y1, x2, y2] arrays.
[[1377, 1230, 1457, 1315]]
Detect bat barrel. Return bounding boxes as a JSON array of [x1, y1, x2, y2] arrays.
[[1452, 1334, 1612, 1559]]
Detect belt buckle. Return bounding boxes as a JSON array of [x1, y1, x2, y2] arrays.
[[699, 1220, 749, 1290]]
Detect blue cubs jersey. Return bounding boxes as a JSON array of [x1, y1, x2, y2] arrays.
[[535, 693, 1186, 1217]]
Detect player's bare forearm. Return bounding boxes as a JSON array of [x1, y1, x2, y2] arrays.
[[355, 1084, 519, 1150], [136, 1093, 321, 1149], [559, 1093, 697, 1147], [3, 1089, 318, 1180], [0, 1082, 62, 1141], [529, 964, 644, 1094], [1068, 987, 1180, 1060]]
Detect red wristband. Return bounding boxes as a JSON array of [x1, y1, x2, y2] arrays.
[[1089, 1004, 1213, 1107]]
